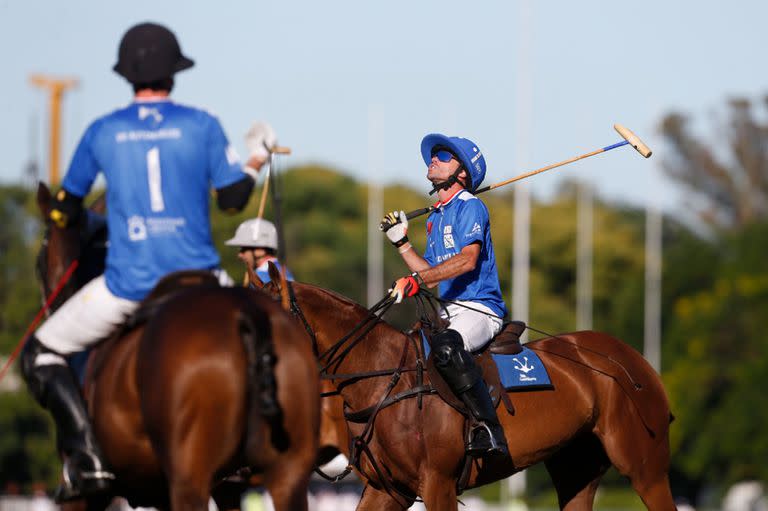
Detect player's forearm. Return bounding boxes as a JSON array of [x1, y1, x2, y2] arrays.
[[417, 252, 475, 288], [398, 243, 432, 274]]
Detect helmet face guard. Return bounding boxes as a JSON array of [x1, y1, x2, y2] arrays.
[[113, 23, 194, 84], [420, 134, 487, 192]]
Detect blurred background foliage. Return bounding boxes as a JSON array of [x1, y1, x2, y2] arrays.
[[1, 96, 767, 505]]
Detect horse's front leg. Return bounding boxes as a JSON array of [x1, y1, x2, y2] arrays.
[[355, 484, 411, 511]]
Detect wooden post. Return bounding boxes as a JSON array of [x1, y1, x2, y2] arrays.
[[29, 75, 78, 186]]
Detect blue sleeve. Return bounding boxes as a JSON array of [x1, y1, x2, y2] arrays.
[[61, 122, 101, 197], [455, 199, 487, 249], [206, 115, 248, 190]]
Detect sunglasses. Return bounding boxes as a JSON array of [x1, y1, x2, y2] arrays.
[[432, 149, 457, 163]]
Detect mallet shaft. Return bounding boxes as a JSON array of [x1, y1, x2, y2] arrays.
[[404, 123, 651, 221]]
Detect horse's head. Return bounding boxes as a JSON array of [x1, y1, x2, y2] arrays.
[[36, 182, 108, 311]]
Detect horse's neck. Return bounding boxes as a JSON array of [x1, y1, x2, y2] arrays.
[[297, 285, 415, 396]]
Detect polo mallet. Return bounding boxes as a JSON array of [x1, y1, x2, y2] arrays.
[[404, 123, 652, 220], [256, 145, 292, 220], [243, 121, 291, 286]]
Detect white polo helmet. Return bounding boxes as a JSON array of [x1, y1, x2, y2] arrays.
[[225, 218, 278, 250]]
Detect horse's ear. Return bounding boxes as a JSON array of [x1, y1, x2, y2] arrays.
[[36, 182, 51, 220], [89, 192, 107, 215], [278, 266, 290, 311], [244, 261, 264, 288], [267, 261, 281, 289]]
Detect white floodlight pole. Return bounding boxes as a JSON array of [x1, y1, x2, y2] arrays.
[[508, 0, 533, 501], [367, 106, 384, 307], [577, 182, 593, 330], [644, 199, 662, 372]]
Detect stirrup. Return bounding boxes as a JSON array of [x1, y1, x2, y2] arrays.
[[54, 457, 115, 503], [466, 422, 509, 457]]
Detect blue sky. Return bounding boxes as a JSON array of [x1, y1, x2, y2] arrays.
[[2, 0, 768, 215]]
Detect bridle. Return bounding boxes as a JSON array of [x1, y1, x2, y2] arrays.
[[278, 280, 432, 506], [36, 211, 108, 313]]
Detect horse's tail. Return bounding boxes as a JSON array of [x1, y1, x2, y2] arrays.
[[237, 294, 291, 458]]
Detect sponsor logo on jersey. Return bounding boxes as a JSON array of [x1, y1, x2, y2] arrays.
[[128, 216, 147, 241], [128, 215, 186, 241], [443, 224, 454, 249], [436, 253, 456, 263], [115, 128, 182, 143], [138, 106, 163, 124], [467, 222, 482, 237]]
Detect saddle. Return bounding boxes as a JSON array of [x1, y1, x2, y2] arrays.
[[87, 271, 222, 384], [125, 270, 221, 329], [424, 321, 526, 416]]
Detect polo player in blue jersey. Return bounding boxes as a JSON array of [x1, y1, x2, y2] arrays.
[[20, 23, 268, 501], [380, 134, 509, 457]]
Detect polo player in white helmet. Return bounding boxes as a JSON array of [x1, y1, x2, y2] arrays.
[[226, 218, 294, 283]]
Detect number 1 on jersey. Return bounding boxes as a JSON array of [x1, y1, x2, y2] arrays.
[[146, 147, 165, 212]]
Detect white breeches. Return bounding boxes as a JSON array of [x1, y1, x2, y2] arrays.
[[36, 276, 139, 355], [440, 301, 504, 352]]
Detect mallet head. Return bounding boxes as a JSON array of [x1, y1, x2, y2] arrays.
[[614, 124, 652, 158]]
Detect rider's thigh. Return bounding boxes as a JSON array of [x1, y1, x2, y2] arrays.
[[37, 276, 138, 355], [443, 301, 503, 352]]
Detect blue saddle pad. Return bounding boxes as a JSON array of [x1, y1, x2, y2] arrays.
[[492, 348, 552, 390], [421, 332, 552, 391]]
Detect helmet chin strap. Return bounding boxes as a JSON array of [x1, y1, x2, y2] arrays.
[[429, 166, 465, 196]]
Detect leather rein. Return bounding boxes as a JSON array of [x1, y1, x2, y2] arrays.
[[285, 282, 433, 506]]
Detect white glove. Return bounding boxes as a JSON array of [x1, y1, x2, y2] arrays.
[[379, 210, 409, 247], [245, 121, 277, 163]]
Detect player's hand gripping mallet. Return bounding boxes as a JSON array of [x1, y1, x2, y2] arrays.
[[404, 123, 652, 220]]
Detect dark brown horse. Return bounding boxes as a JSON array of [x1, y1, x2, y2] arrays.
[[35, 183, 320, 511], [263, 276, 676, 511]]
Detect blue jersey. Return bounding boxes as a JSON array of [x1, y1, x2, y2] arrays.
[[423, 190, 507, 318], [62, 98, 248, 300], [255, 258, 294, 283]]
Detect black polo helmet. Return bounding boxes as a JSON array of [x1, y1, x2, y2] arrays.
[[113, 22, 194, 84]]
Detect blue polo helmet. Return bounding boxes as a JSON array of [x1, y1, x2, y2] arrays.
[[420, 134, 487, 191]]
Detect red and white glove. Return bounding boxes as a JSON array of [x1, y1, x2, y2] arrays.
[[389, 273, 422, 303], [379, 210, 409, 247]]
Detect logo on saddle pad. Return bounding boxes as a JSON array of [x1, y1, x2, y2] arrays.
[[421, 332, 552, 391], [494, 348, 553, 390]]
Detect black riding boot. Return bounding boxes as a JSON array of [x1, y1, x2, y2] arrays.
[[432, 329, 509, 457], [21, 336, 115, 502], [459, 380, 509, 456]]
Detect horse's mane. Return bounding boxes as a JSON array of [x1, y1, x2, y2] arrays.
[[295, 281, 366, 310], [291, 280, 405, 335]]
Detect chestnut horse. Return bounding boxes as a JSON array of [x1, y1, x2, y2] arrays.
[[34, 183, 320, 511], [263, 276, 676, 511]]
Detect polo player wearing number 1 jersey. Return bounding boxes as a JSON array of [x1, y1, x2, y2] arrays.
[[20, 23, 264, 502], [380, 134, 509, 457]]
